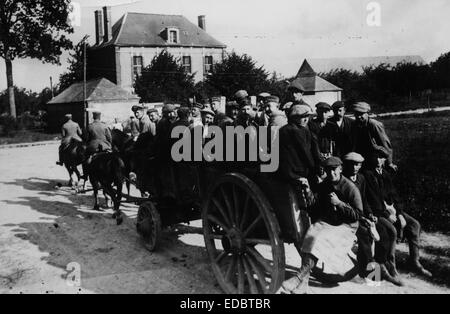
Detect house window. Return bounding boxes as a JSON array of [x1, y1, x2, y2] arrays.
[[132, 56, 143, 79], [204, 56, 213, 74], [182, 56, 191, 73], [167, 28, 179, 44]]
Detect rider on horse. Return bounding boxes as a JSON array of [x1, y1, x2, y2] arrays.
[[85, 110, 112, 162], [57, 114, 83, 166]]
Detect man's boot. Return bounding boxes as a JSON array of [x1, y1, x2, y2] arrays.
[[380, 263, 404, 286], [409, 244, 432, 278], [281, 254, 316, 294], [385, 261, 404, 286]]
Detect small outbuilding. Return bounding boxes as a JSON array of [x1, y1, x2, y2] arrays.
[[46, 77, 140, 131], [292, 59, 342, 109]]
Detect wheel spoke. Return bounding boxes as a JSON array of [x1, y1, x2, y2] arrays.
[[220, 186, 235, 225], [243, 214, 263, 237], [239, 194, 251, 230], [246, 253, 269, 293], [246, 238, 272, 246], [225, 255, 237, 282], [232, 185, 240, 226], [242, 255, 259, 294], [211, 196, 232, 228], [208, 214, 231, 233], [247, 246, 272, 274], [215, 251, 228, 264], [237, 256, 245, 294]]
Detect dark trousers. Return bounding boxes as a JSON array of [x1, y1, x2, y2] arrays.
[[374, 217, 397, 265], [357, 217, 397, 275], [402, 212, 421, 249]]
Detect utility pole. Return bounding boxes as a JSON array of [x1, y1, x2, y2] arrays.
[[50, 77, 54, 98], [83, 37, 88, 130]]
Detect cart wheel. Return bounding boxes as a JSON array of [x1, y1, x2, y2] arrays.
[[137, 201, 161, 252], [202, 173, 285, 294]]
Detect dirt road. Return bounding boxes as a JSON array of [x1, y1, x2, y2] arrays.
[[0, 143, 449, 294]]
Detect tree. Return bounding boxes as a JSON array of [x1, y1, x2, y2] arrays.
[[431, 52, 450, 89], [0, 0, 74, 117], [59, 36, 90, 92], [203, 52, 269, 99], [134, 50, 196, 103]]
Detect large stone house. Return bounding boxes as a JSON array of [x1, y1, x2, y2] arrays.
[[88, 7, 227, 93]]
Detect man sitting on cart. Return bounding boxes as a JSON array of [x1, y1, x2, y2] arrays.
[[281, 156, 363, 294]]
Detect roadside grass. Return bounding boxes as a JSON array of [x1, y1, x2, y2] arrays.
[[381, 114, 450, 234], [0, 130, 59, 145]]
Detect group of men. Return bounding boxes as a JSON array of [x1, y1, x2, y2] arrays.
[[56, 83, 431, 294], [273, 86, 432, 293]]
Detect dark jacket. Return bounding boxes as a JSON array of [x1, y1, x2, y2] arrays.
[[346, 173, 373, 218], [352, 118, 394, 165], [278, 121, 320, 184], [329, 116, 354, 158], [309, 118, 336, 156], [310, 176, 363, 226], [364, 168, 404, 219]]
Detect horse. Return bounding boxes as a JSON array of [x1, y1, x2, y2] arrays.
[[59, 138, 88, 188], [111, 129, 136, 195], [87, 152, 127, 225], [112, 129, 157, 197]]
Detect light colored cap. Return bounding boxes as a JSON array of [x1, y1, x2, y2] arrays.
[[343, 152, 365, 163]]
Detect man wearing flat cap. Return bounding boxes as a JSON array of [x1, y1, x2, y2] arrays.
[[278, 103, 320, 200], [309, 102, 336, 159], [329, 101, 354, 159], [263, 95, 287, 127], [190, 102, 204, 129], [351, 102, 397, 171], [56, 113, 83, 166], [281, 156, 363, 294], [363, 147, 432, 278], [131, 104, 152, 140], [343, 152, 404, 286], [147, 108, 160, 136]]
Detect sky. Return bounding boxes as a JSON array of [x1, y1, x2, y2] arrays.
[[1, 0, 450, 92]]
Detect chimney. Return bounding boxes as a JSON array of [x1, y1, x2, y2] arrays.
[[198, 15, 206, 31], [103, 6, 112, 42], [94, 10, 104, 45]]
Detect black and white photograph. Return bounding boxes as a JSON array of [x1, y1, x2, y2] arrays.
[[0, 0, 449, 298]]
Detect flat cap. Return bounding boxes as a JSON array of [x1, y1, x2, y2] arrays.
[[201, 108, 216, 117], [343, 152, 365, 163], [162, 104, 176, 113], [332, 101, 345, 110], [192, 102, 204, 110], [64, 114, 72, 119], [288, 79, 305, 92], [132, 104, 146, 112], [147, 108, 158, 114], [322, 156, 343, 168], [290, 104, 313, 117], [234, 90, 249, 100], [316, 102, 332, 111], [353, 102, 371, 113], [258, 92, 271, 98], [265, 95, 280, 104], [211, 96, 221, 103]]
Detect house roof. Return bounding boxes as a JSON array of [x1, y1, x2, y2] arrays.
[[308, 55, 425, 74], [294, 60, 342, 92], [94, 12, 226, 49], [48, 78, 140, 104]]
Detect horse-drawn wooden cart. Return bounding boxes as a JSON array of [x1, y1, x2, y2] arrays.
[[135, 158, 311, 294]]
